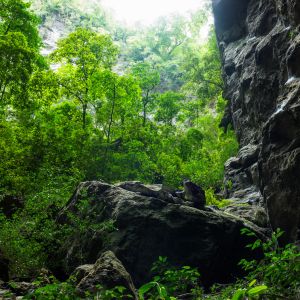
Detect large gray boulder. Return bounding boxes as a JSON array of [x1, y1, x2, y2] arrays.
[[213, 0, 300, 242], [55, 181, 268, 287]]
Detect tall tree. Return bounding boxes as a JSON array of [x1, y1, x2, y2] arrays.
[[146, 15, 188, 61], [131, 62, 160, 126], [155, 91, 183, 126], [0, 0, 44, 108], [50, 28, 118, 128], [0, 0, 41, 47], [181, 31, 223, 106]]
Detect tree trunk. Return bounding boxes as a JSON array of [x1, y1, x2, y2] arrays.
[[107, 85, 116, 144], [143, 103, 147, 126], [82, 103, 87, 129], [142, 91, 149, 126]]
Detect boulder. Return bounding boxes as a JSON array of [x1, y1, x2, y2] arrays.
[[116, 181, 182, 204], [55, 181, 268, 287], [75, 251, 137, 299], [212, 0, 300, 242], [71, 264, 94, 284]]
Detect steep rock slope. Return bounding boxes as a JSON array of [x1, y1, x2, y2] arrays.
[[212, 0, 300, 242]]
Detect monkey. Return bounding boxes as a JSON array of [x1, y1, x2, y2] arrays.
[[183, 180, 206, 209]]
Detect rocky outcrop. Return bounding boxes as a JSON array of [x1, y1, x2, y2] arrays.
[[0, 269, 54, 299], [213, 0, 300, 242], [54, 181, 268, 287], [74, 251, 137, 299], [222, 204, 268, 228], [223, 144, 263, 205]]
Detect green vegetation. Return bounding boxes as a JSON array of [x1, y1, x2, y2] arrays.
[[137, 229, 300, 299], [0, 0, 240, 291], [206, 229, 300, 300], [31, 0, 113, 33], [139, 257, 202, 299], [0, 1, 297, 299], [0, 0, 237, 195]]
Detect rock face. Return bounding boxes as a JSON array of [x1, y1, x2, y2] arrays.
[[74, 251, 137, 299], [55, 181, 268, 287], [212, 0, 300, 242], [222, 204, 268, 228]]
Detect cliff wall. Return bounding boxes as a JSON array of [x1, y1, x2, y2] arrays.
[[212, 0, 300, 242]]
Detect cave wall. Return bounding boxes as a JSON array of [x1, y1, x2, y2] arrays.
[[212, 0, 300, 242]]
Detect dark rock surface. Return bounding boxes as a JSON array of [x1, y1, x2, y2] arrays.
[[0, 251, 9, 282], [75, 251, 137, 299], [222, 204, 268, 228], [213, 0, 300, 242], [115, 181, 183, 204], [55, 181, 268, 287], [223, 144, 263, 205]]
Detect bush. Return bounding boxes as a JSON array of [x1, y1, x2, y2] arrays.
[[139, 256, 202, 299], [205, 188, 232, 208], [238, 228, 300, 299], [207, 228, 300, 300]]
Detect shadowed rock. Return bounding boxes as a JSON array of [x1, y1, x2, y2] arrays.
[[54, 181, 268, 287], [75, 251, 137, 299]]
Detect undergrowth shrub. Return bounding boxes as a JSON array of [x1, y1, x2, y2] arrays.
[[205, 188, 232, 208], [207, 228, 300, 300], [139, 256, 202, 299]]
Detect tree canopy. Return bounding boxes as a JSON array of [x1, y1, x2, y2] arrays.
[[0, 0, 238, 278]]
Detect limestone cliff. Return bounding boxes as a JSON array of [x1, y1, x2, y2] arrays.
[[212, 0, 300, 242]]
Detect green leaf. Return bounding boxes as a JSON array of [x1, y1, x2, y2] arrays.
[[247, 285, 268, 296], [138, 282, 156, 295], [157, 284, 168, 298], [248, 279, 257, 287], [231, 289, 246, 300]]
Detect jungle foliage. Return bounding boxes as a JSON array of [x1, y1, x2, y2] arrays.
[[1, 1, 299, 299], [0, 0, 238, 284]]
